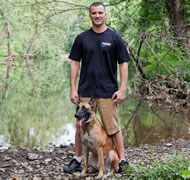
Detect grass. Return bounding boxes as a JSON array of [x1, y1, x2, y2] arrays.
[[119, 155, 190, 180]]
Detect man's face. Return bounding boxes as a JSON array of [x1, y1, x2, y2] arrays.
[[89, 5, 107, 27]]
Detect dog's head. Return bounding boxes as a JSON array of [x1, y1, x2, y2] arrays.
[[75, 97, 94, 128]]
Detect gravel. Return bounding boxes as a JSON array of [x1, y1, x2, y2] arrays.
[[0, 139, 190, 180]]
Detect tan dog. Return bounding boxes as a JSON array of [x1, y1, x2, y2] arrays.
[[75, 98, 119, 178]]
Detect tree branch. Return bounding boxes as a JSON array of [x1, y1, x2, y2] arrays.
[[144, 0, 158, 3], [0, 28, 7, 41], [105, 0, 128, 7], [7, 0, 127, 11], [3, 14, 13, 100]]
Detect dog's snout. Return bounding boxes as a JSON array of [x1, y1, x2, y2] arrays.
[[75, 112, 80, 119]]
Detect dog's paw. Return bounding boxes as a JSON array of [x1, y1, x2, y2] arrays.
[[81, 169, 87, 177], [95, 174, 104, 179], [102, 173, 113, 179]]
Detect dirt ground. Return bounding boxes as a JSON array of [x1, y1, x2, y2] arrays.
[[0, 138, 190, 180]]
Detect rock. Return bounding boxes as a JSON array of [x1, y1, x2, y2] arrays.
[[19, 169, 25, 174], [27, 153, 39, 160], [27, 166, 34, 172], [59, 144, 68, 148], [61, 156, 67, 160], [128, 149, 134, 152], [33, 177, 41, 180], [0, 168, 5, 173], [12, 159, 19, 166], [20, 162, 28, 168], [67, 151, 74, 156], [44, 158, 52, 163], [0, 162, 12, 168], [29, 161, 36, 165], [166, 143, 173, 147], [4, 156, 11, 161]]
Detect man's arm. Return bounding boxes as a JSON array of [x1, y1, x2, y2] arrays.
[[70, 60, 80, 104], [112, 62, 128, 104]]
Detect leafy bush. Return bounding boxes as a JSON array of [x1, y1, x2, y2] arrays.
[[121, 155, 190, 180]]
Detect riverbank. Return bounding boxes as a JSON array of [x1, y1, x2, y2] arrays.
[[0, 139, 190, 180]]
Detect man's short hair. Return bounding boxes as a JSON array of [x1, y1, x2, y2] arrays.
[[89, 2, 106, 13]]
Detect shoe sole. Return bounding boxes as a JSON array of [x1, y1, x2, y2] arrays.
[[64, 167, 82, 174]]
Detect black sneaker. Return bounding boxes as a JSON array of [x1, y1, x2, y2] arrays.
[[118, 160, 129, 174], [64, 158, 82, 174]]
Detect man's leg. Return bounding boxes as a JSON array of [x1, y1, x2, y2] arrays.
[[97, 98, 129, 173], [112, 131, 129, 173], [111, 131, 125, 160], [64, 129, 82, 173], [75, 128, 82, 157]]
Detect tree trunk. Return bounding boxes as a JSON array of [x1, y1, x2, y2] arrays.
[[165, 0, 190, 52], [3, 15, 13, 99]]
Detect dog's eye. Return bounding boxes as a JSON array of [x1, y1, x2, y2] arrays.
[[82, 106, 88, 112]]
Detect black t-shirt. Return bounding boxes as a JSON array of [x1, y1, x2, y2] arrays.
[[69, 28, 130, 98]]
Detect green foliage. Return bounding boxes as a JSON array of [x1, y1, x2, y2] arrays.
[[0, 0, 84, 57], [138, 0, 168, 31], [182, 0, 190, 24], [107, 0, 190, 89], [180, 167, 190, 179], [120, 155, 190, 179]]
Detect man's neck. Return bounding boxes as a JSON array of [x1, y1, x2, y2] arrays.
[[92, 24, 107, 33]]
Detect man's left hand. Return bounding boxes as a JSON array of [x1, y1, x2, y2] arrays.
[[112, 89, 126, 104]]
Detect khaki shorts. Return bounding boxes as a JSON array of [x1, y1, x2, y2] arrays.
[[80, 97, 121, 135]]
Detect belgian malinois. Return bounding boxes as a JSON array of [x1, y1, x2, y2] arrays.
[[75, 98, 119, 178]]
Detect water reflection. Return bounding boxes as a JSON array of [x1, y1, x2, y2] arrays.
[[0, 96, 190, 151], [0, 135, 10, 150], [120, 97, 190, 147]]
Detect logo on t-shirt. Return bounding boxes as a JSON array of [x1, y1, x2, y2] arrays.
[[101, 42, 112, 48]]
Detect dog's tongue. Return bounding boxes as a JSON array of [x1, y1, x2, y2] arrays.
[[76, 117, 85, 128]]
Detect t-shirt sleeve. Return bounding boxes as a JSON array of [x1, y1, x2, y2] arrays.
[[115, 34, 130, 64], [68, 35, 82, 61]]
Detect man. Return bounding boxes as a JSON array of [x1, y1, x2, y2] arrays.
[[64, 2, 130, 174]]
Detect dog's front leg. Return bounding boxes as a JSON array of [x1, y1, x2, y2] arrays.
[[97, 146, 104, 178], [81, 145, 89, 176]]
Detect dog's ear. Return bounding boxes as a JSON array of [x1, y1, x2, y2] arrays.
[[89, 97, 94, 109], [76, 105, 79, 112]]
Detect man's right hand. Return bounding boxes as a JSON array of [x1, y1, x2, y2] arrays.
[[70, 89, 79, 104]]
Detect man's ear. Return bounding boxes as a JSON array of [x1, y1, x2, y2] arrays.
[[88, 97, 94, 109]]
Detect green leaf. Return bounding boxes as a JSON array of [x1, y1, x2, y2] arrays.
[[180, 170, 190, 176]]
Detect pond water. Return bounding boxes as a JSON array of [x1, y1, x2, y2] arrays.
[[0, 96, 190, 151]]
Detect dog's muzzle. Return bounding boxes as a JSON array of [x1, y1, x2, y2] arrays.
[[75, 111, 91, 128], [75, 111, 87, 119]]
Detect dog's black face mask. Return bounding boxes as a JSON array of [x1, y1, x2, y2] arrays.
[[75, 105, 91, 128], [75, 106, 90, 119]]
